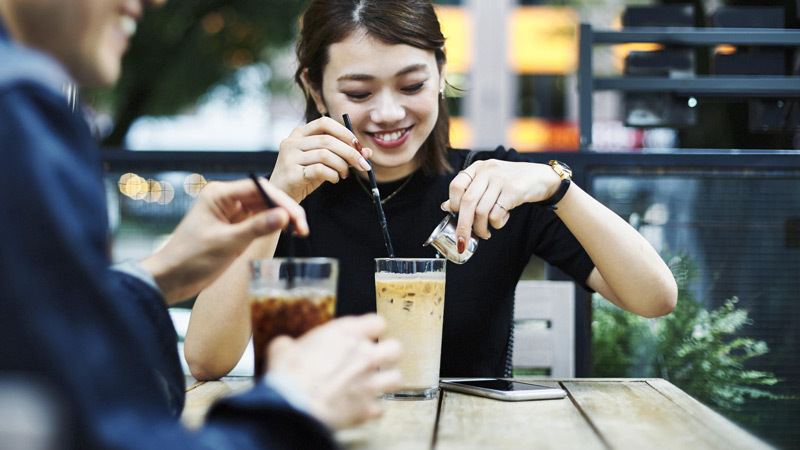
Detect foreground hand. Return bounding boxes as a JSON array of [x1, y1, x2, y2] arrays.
[[267, 314, 403, 430], [442, 160, 561, 248], [140, 178, 308, 303], [270, 117, 373, 203]]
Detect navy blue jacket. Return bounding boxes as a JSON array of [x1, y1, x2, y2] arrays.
[[0, 18, 335, 449]]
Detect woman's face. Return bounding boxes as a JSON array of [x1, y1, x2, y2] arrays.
[[313, 30, 444, 181]]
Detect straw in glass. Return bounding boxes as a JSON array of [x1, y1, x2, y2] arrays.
[[248, 173, 295, 286]]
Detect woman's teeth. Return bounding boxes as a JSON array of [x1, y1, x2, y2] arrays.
[[120, 16, 137, 38], [376, 130, 403, 142]]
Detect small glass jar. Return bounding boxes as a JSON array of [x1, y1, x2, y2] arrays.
[[423, 213, 478, 264]]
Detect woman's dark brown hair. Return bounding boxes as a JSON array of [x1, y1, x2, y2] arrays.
[[296, 0, 452, 174]]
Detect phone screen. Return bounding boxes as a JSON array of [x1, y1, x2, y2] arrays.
[[452, 379, 553, 392]]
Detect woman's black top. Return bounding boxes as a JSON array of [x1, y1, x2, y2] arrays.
[[276, 146, 594, 377]]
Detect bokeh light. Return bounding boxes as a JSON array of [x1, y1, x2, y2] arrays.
[[118, 173, 176, 205], [184, 173, 207, 197], [202, 12, 225, 34]]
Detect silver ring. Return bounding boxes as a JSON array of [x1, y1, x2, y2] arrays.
[[459, 170, 474, 182], [302, 166, 309, 180], [495, 201, 508, 212]]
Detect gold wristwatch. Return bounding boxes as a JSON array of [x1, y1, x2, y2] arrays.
[[533, 160, 572, 210]]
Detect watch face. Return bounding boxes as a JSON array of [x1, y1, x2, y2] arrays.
[[550, 160, 572, 180]]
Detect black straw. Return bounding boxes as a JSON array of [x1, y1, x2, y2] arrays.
[[248, 173, 295, 286], [343, 114, 395, 258]]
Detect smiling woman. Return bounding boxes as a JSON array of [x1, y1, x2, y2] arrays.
[[294, 0, 451, 181], [308, 32, 444, 182], [185, 0, 678, 382]]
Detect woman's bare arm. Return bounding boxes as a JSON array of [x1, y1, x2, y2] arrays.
[[555, 184, 677, 317], [184, 235, 280, 380]]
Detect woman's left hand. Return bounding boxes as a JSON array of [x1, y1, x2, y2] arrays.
[[442, 160, 560, 248], [446, 160, 678, 318]]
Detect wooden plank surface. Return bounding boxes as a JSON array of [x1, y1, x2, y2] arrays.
[[181, 378, 772, 450], [645, 379, 776, 450], [435, 380, 604, 450], [564, 379, 748, 450], [182, 377, 253, 429], [335, 396, 439, 450], [180, 377, 438, 450]]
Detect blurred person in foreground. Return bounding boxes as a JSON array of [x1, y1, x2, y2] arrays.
[[0, 0, 401, 448]]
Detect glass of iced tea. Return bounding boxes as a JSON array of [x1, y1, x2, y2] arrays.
[[249, 258, 338, 379], [375, 258, 446, 400]]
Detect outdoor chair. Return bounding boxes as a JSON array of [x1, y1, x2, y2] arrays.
[[512, 280, 576, 378]]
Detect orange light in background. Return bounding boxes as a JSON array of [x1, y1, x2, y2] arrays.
[[508, 118, 550, 151], [145, 179, 162, 203], [119, 173, 148, 200], [508, 118, 579, 152], [184, 173, 207, 197], [435, 6, 472, 74], [230, 49, 253, 68], [548, 121, 580, 150], [714, 44, 737, 55], [202, 12, 225, 34], [610, 15, 663, 73], [118, 173, 176, 204], [449, 117, 472, 150], [509, 7, 578, 75], [118, 172, 135, 196]]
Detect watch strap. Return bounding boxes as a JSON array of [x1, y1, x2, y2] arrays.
[[533, 160, 572, 211], [533, 179, 571, 210]]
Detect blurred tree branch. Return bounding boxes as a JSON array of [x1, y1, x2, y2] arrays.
[[87, 0, 304, 147]]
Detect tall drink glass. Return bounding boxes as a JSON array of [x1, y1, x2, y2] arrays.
[[375, 258, 446, 400], [249, 258, 338, 379]]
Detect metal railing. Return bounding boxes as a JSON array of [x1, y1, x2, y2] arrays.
[[577, 23, 800, 149]]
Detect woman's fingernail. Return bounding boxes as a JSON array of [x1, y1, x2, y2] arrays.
[[440, 202, 448, 212], [457, 237, 466, 254], [265, 213, 282, 230], [359, 157, 372, 171], [353, 138, 362, 151]]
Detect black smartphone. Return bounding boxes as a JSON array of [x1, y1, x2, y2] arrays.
[[439, 378, 567, 401]]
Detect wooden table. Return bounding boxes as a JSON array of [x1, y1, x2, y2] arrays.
[[183, 377, 774, 450]]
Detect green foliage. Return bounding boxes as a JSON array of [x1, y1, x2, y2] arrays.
[[86, 0, 305, 146], [592, 251, 790, 421]]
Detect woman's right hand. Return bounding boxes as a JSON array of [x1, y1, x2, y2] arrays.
[[270, 117, 373, 203]]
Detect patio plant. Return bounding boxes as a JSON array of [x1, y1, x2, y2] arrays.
[[592, 251, 788, 422]]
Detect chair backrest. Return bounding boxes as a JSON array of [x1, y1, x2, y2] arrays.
[[512, 280, 575, 378]]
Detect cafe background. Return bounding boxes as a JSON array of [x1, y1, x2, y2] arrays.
[[85, 0, 799, 448]]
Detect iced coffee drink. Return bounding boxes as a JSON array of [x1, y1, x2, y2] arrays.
[[375, 258, 446, 400], [250, 258, 338, 379], [250, 290, 335, 378]]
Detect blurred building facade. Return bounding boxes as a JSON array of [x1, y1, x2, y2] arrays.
[[438, 0, 798, 152]]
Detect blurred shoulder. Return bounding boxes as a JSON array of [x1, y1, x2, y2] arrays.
[[0, 34, 73, 99]]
